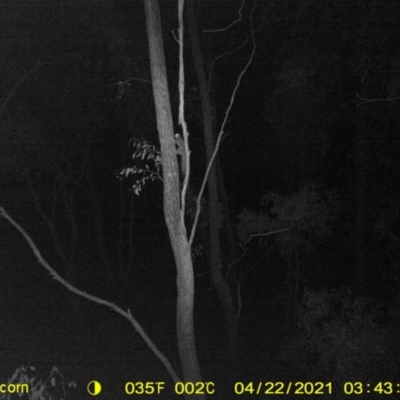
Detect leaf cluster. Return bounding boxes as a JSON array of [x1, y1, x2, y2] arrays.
[[237, 184, 338, 256], [0, 366, 76, 400], [116, 138, 162, 195], [280, 287, 394, 383]]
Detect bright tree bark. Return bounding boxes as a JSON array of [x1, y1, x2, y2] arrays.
[[143, 0, 204, 388]]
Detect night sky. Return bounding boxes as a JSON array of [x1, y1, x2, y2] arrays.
[[1, 0, 400, 398]]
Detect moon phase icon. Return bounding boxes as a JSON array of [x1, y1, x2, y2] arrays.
[[87, 380, 102, 396]]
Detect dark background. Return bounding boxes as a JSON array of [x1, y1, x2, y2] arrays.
[[1, 0, 400, 398]]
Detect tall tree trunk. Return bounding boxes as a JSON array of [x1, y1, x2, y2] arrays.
[[186, 0, 239, 366], [143, 0, 204, 389], [210, 66, 239, 311], [85, 166, 114, 289]]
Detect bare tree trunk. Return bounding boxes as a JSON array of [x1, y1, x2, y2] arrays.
[[143, 0, 204, 389], [210, 75, 238, 301], [85, 166, 114, 288], [186, 0, 239, 362]]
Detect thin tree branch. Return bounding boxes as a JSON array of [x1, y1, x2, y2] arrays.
[[354, 92, 400, 105], [203, 0, 245, 33], [0, 54, 75, 120], [0, 206, 181, 384], [189, 20, 257, 247], [178, 0, 190, 218]]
